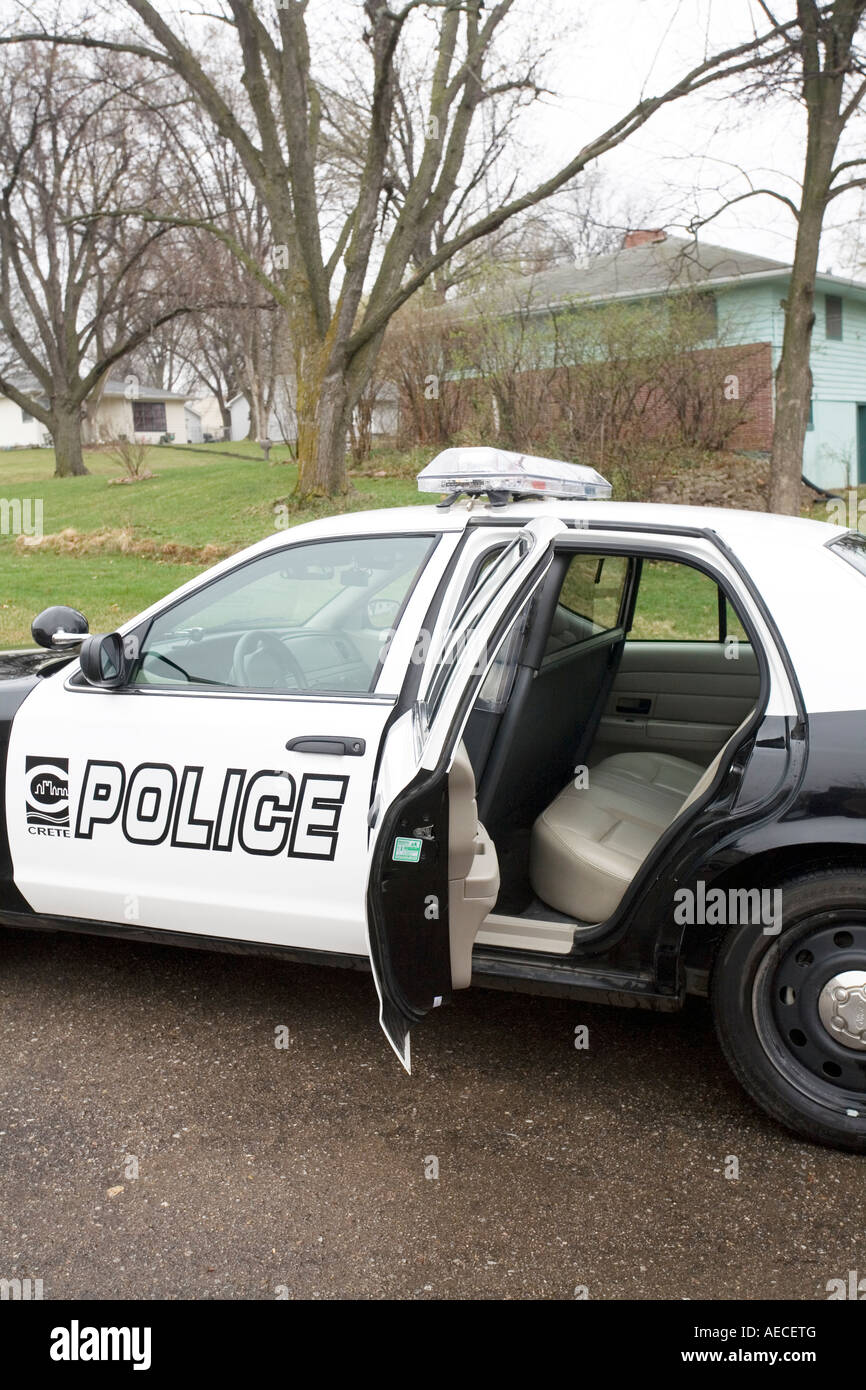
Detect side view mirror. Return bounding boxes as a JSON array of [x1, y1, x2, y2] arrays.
[[79, 632, 127, 688], [31, 605, 89, 650]]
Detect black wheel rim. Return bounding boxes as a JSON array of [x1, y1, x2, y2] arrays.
[[752, 912, 866, 1117]]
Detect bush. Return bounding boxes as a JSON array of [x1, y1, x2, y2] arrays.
[[101, 432, 154, 483]]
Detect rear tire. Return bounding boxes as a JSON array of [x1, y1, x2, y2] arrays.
[[711, 870, 866, 1152]]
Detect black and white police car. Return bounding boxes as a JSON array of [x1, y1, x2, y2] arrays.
[[5, 447, 866, 1150]]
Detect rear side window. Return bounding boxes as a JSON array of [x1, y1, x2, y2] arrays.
[[829, 532, 866, 576], [629, 559, 748, 642]]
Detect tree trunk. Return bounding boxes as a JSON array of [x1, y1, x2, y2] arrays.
[[767, 185, 828, 514], [768, 10, 854, 515], [216, 393, 232, 440], [295, 355, 352, 498], [51, 406, 88, 477]]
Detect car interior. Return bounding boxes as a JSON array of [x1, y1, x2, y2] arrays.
[[456, 547, 764, 962]]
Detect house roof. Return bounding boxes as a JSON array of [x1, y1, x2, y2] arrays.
[[105, 377, 187, 400], [1, 371, 186, 402], [516, 235, 789, 305], [444, 233, 866, 317]]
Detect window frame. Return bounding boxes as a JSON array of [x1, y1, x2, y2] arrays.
[[132, 400, 168, 433], [825, 293, 843, 341], [546, 536, 767, 679]]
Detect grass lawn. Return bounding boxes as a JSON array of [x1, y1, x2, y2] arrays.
[[0, 442, 422, 648], [0, 440, 856, 649]]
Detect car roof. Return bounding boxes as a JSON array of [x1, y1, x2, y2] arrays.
[[252, 496, 848, 554]]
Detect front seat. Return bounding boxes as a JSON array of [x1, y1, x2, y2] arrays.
[[529, 722, 751, 922], [448, 743, 500, 988]]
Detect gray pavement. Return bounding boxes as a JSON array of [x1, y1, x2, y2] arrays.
[[0, 927, 862, 1300]]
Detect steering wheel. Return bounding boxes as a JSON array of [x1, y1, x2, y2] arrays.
[[230, 630, 307, 690]]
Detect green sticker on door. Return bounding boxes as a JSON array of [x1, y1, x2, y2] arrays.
[[392, 836, 423, 863]]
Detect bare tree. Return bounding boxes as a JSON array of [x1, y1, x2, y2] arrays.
[[0, 42, 191, 474], [380, 289, 475, 446], [155, 96, 285, 441], [769, 1, 866, 512], [692, 1, 866, 513], [5, 1, 797, 494]]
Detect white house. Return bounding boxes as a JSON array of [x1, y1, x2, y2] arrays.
[[0, 391, 47, 449], [227, 375, 297, 444], [184, 404, 203, 443], [185, 394, 230, 442], [0, 373, 191, 449], [228, 376, 399, 445]]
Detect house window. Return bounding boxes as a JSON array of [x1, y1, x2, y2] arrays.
[[21, 407, 32, 423], [806, 399, 814, 430], [825, 294, 843, 340], [132, 400, 167, 432]]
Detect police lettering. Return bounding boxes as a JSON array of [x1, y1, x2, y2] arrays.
[[75, 760, 347, 860]]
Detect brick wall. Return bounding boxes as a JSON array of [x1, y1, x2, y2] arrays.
[[396, 338, 775, 455]]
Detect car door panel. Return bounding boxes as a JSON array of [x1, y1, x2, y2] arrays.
[[596, 640, 760, 763], [367, 515, 567, 1068], [7, 529, 457, 955], [7, 675, 392, 954]]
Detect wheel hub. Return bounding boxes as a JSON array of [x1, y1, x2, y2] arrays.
[[818, 970, 866, 1051], [761, 918, 866, 1101]]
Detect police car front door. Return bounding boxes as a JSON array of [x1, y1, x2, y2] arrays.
[[7, 532, 438, 954], [367, 515, 567, 1067]]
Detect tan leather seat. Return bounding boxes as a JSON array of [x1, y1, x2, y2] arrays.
[[529, 751, 704, 923], [530, 715, 754, 922]]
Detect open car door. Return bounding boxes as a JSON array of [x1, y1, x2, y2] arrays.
[[366, 515, 567, 1068]]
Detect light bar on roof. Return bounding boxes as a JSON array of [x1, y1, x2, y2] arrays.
[[417, 446, 612, 501]]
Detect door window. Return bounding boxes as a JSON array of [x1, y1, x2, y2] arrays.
[[422, 533, 532, 723], [132, 534, 435, 693], [544, 553, 629, 656]]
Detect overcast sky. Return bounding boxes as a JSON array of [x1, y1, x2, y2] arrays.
[[522, 0, 866, 276], [3, 0, 863, 276]]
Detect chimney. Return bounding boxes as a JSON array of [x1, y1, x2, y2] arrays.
[[622, 229, 667, 249]]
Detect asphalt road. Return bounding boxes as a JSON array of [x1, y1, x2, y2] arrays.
[[0, 926, 862, 1301]]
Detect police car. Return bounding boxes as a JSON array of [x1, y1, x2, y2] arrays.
[[4, 447, 866, 1151]]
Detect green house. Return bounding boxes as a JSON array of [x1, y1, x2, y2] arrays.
[[471, 230, 866, 491]]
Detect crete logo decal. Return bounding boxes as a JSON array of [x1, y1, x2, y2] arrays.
[[26, 756, 70, 835]]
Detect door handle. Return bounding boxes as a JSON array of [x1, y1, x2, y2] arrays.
[[615, 697, 651, 715], [285, 736, 366, 756]]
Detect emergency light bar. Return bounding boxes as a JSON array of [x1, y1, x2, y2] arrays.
[[417, 446, 612, 505]]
